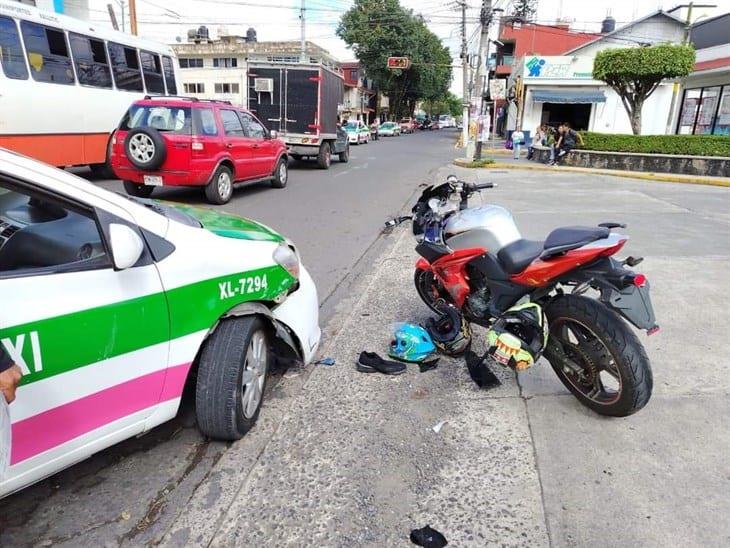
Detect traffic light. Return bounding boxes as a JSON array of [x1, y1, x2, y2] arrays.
[[387, 57, 411, 70]]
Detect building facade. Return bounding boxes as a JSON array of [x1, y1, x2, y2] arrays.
[[506, 10, 685, 136], [674, 13, 730, 135], [340, 62, 376, 123], [172, 33, 339, 107]]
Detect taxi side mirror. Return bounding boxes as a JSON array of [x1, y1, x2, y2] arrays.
[[109, 223, 144, 270]]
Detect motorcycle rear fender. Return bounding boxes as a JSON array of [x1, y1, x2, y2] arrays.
[[564, 257, 658, 332], [416, 258, 431, 271]]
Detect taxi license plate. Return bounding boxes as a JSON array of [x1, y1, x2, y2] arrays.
[[143, 175, 163, 186]]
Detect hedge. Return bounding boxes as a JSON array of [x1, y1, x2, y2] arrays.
[[577, 133, 730, 158]]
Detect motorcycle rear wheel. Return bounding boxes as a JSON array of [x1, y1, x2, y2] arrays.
[[544, 294, 653, 417], [414, 269, 448, 313]]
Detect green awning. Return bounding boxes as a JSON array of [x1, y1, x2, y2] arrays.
[[531, 90, 606, 103]]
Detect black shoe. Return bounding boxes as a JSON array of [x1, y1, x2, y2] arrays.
[[357, 352, 407, 375]]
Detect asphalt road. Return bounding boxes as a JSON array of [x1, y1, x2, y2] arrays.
[[96, 129, 460, 318]]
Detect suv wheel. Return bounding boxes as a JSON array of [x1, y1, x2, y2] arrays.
[[195, 316, 269, 440], [205, 165, 234, 205], [317, 142, 331, 169], [339, 144, 350, 163], [271, 158, 288, 188], [123, 180, 154, 198], [125, 128, 166, 170]]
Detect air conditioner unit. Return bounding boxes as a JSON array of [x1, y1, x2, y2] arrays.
[[254, 78, 274, 93]]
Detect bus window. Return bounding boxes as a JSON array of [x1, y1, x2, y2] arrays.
[[0, 16, 28, 80], [107, 42, 143, 91], [69, 33, 112, 88], [20, 21, 75, 85], [161, 55, 177, 95], [140, 51, 164, 95]]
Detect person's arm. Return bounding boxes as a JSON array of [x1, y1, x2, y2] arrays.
[[0, 347, 22, 404]]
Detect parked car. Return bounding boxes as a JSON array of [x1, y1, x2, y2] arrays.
[[379, 122, 401, 137], [111, 97, 289, 205], [0, 147, 321, 498], [399, 118, 415, 134], [438, 115, 456, 128], [290, 126, 349, 168], [344, 120, 370, 145]]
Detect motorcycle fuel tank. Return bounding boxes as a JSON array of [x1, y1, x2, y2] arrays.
[[444, 204, 521, 253]]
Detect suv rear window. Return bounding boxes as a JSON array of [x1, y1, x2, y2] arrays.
[[121, 105, 191, 134]]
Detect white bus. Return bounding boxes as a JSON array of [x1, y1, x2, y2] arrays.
[[0, 1, 180, 174]]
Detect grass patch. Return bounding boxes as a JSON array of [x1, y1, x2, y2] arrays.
[[578, 132, 730, 157], [462, 158, 496, 168]]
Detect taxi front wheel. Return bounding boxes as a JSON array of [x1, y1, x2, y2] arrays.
[[195, 316, 269, 440]]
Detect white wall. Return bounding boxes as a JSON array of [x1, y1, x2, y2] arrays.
[[177, 58, 248, 107], [570, 16, 685, 57]]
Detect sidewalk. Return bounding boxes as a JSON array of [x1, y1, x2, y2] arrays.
[[159, 166, 729, 547], [454, 154, 730, 187]]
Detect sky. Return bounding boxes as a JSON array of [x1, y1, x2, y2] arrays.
[[82, 0, 730, 94]]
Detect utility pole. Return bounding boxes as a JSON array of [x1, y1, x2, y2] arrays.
[[473, 0, 493, 160], [300, 0, 307, 63], [459, 1, 469, 156], [128, 0, 137, 35]]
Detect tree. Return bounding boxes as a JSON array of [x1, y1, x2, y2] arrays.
[[511, 0, 537, 21], [337, 0, 452, 119], [422, 92, 461, 117], [593, 44, 695, 135]]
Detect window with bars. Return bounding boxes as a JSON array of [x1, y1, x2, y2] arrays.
[[183, 82, 204, 93], [214, 83, 239, 94], [213, 57, 237, 68]]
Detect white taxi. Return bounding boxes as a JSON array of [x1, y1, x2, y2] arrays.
[[0, 148, 321, 497]]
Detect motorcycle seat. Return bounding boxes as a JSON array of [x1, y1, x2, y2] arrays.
[[497, 239, 544, 274], [543, 226, 610, 257]]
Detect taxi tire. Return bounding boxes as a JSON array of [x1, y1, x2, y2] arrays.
[[195, 316, 269, 440], [123, 180, 154, 198]]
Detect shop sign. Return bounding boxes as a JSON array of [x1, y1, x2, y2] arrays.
[[524, 56, 594, 80]]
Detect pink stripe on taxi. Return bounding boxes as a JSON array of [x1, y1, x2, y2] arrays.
[[10, 362, 192, 465]]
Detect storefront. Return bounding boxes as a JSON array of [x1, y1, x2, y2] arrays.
[[676, 85, 730, 135], [507, 55, 674, 135]]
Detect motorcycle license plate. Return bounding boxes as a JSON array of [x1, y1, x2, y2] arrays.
[[143, 175, 163, 186]]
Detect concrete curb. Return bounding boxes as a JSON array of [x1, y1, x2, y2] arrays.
[[452, 158, 730, 187]]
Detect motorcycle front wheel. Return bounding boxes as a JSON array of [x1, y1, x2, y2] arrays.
[[543, 294, 653, 417], [414, 269, 449, 313]]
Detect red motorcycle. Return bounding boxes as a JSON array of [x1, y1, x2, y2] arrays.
[[392, 176, 658, 416]]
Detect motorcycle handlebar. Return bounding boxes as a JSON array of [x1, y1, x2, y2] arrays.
[[464, 181, 496, 192]]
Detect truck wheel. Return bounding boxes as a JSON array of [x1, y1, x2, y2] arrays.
[[339, 144, 350, 163], [123, 180, 154, 198], [271, 157, 288, 188], [195, 316, 269, 440], [317, 142, 332, 169], [205, 165, 234, 204]]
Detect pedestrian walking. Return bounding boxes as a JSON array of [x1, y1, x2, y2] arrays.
[[511, 128, 525, 160]]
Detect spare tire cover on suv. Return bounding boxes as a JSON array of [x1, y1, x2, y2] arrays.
[[125, 127, 167, 170]]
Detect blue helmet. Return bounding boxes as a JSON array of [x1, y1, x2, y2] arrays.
[[389, 323, 436, 363]]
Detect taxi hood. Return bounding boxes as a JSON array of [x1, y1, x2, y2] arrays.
[[164, 203, 284, 242]]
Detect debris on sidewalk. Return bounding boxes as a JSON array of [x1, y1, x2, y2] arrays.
[[314, 357, 336, 366], [356, 351, 406, 375], [410, 524, 448, 547], [432, 420, 448, 434], [418, 359, 439, 373], [465, 350, 501, 389]]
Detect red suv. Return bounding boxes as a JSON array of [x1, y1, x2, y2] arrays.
[[111, 97, 288, 204]]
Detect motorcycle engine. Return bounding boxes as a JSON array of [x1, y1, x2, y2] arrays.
[[466, 286, 491, 319]]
